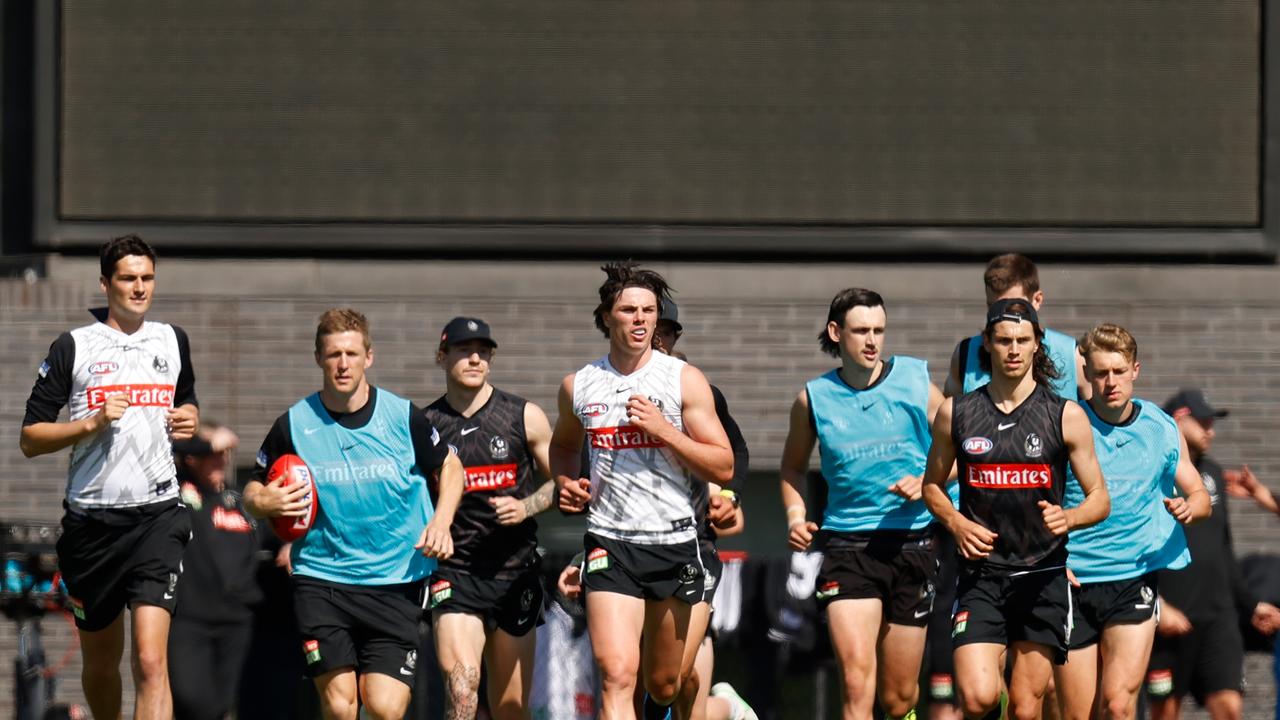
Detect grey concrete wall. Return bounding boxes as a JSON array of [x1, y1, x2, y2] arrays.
[[2, 258, 1279, 717]]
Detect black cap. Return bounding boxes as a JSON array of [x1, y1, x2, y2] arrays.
[[985, 298, 1041, 329], [659, 299, 683, 332], [172, 437, 216, 457], [439, 317, 497, 348], [1163, 388, 1229, 421]]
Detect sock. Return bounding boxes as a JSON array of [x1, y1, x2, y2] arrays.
[[642, 693, 673, 720]]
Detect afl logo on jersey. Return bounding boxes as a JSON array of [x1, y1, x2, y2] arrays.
[[583, 402, 608, 417], [1024, 433, 1043, 458], [89, 360, 119, 375], [962, 437, 994, 455], [489, 436, 509, 460]]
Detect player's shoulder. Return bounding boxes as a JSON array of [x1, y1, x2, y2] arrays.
[[423, 393, 452, 416], [490, 386, 530, 407], [1134, 399, 1178, 432]]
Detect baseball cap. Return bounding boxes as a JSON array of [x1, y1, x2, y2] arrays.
[[1163, 388, 1229, 421], [439, 317, 497, 348], [172, 437, 216, 457], [660, 299, 683, 332], [985, 298, 1041, 329]]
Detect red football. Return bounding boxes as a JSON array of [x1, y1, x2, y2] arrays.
[[266, 454, 318, 542]]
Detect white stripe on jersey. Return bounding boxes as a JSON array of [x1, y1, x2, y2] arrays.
[[574, 351, 697, 544], [65, 321, 183, 509]]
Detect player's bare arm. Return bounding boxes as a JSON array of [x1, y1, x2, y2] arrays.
[[550, 374, 591, 512], [492, 401, 557, 525], [779, 389, 820, 551], [922, 397, 998, 560], [20, 392, 131, 457], [1058, 401, 1110, 532], [1166, 431, 1211, 524], [943, 342, 964, 398], [419, 449, 464, 559], [625, 364, 733, 485]]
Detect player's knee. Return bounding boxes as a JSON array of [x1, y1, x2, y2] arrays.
[[958, 688, 1000, 719], [1205, 691, 1242, 720], [597, 657, 638, 693], [1008, 699, 1043, 720], [839, 665, 876, 704], [644, 668, 681, 705], [132, 645, 169, 685], [1101, 694, 1135, 720], [363, 693, 411, 720], [881, 685, 920, 718]]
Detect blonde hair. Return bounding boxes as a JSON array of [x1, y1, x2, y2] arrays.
[[315, 308, 371, 354], [1078, 323, 1138, 364]]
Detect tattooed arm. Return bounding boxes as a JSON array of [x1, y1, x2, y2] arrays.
[[490, 400, 557, 525]]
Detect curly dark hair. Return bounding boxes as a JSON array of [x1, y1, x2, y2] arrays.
[[978, 298, 1061, 386], [593, 262, 672, 338]]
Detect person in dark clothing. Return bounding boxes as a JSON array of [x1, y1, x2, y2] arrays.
[[1146, 389, 1280, 720], [168, 427, 261, 720]]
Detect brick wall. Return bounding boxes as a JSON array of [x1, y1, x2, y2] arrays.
[[2, 257, 1278, 717]]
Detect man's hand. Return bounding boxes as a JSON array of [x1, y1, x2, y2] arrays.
[[559, 478, 591, 513], [245, 480, 309, 519], [788, 520, 819, 552], [1252, 601, 1280, 635], [1066, 567, 1081, 588], [490, 496, 528, 526], [166, 405, 199, 441], [275, 542, 293, 574], [1039, 500, 1069, 536], [951, 517, 998, 560], [1157, 602, 1193, 637], [1163, 497, 1194, 525], [416, 518, 454, 560], [708, 494, 736, 529], [558, 564, 582, 600], [888, 474, 924, 501], [625, 395, 675, 440], [92, 394, 131, 431]]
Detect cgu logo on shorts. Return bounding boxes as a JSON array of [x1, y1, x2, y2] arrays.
[[966, 463, 1052, 489], [587, 548, 610, 573], [962, 437, 993, 455], [815, 581, 839, 600], [1146, 669, 1173, 696], [85, 384, 175, 410], [429, 580, 453, 608], [463, 464, 518, 492], [587, 426, 664, 450], [303, 639, 322, 664], [952, 610, 970, 637]]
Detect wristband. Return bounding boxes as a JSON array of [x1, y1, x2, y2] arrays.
[[785, 503, 806, 521], [718, 488, 741, 508]]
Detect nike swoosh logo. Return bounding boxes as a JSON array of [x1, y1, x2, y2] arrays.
[[304, 427, 322, 435], [460, 427, 479, 436], [163, 593, 174, 600], [616, 388, 629, 393], [399, 668, 414, 676], [997, 422, 1017, 431], [914, 609, 930, 619]]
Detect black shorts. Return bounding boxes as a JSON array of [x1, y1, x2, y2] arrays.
[[953, 565, 1071, 663], [1069, 573, 1158, 650], [814, 528, 938, 626], [1146, 613, 1244, 705], [699, 540, 723, 605], [56, 500, 191, 631], [581, 532, 704, 604], [293, 576, 425, 685], [428, 566, 545, 637], [925, 532, 960, 705]]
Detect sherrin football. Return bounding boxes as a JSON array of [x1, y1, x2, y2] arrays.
[[266, 454, 318, 542]]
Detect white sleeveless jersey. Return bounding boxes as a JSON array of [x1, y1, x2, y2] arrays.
[[573, 351, 697, 544], [63, 321, 185, 509]]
